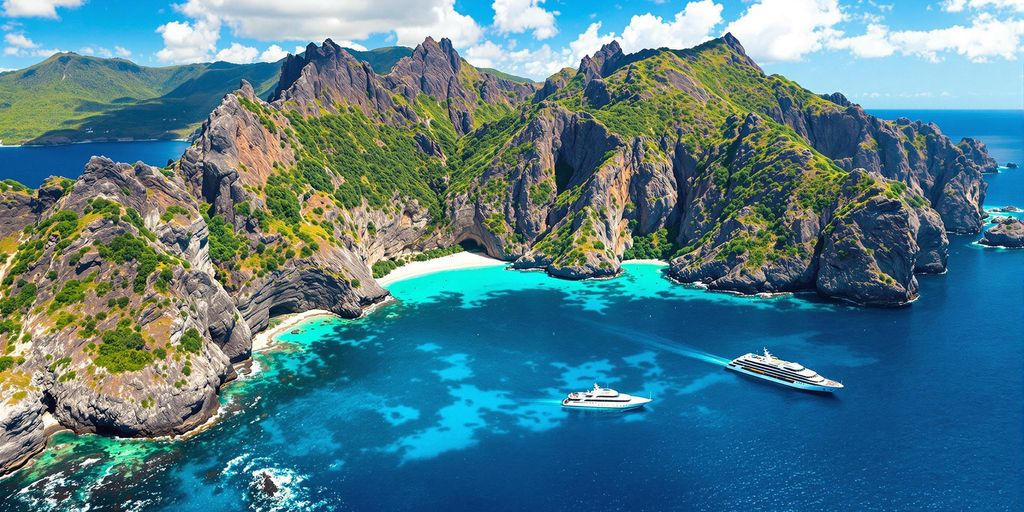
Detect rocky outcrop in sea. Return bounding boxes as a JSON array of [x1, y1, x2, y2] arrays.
[[979, 218, 1024, 248]]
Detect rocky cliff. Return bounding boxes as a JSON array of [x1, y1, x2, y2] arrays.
[[0, 34, 994, 474]]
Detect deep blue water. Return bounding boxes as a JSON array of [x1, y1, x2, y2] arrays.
[[0, 140, 189, 188], [0, 112, 1021, 511]]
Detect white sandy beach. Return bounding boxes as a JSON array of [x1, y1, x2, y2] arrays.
[[621, 258, 668, 265], [251, 252, 506, 351], [376, 251, 506, 287], [251, 309, 335, 352]]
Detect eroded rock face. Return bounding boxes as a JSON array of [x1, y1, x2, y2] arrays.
[[772, 95, 990, 234], [0, 389, 47, 474], [979, 218, 1024, 248], [816, 171, 922, 305], [0, 157, 245, 470]]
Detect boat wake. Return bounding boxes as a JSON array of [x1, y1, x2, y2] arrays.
[[584, 321, 730, 367]]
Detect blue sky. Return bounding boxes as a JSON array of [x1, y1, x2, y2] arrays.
[[1, 0, 1022, 108]]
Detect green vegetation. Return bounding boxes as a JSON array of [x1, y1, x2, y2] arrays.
[[94, 321, 153, 373], [96, 233, 163, 293], [0, 53, 282, 144], [179, 328, 202, 354], [624, 228, 674, 260], [0, 355, 23, 372], [285, 102, 450, 217], [371, 245, 465, 278], [204, 213, 243, 263]]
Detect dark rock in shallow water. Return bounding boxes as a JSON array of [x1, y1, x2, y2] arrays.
[[989, 205, 1021, 213], [979, 218, 1024, 248], [1007, 162, 1018, 169], [260, 472, 279, 496]]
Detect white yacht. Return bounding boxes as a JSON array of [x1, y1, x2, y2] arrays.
[[561, 384, 652, 410], [726, 348, 843, 393]]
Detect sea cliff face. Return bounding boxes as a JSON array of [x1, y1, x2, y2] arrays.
[[0, 34, 994, 474]]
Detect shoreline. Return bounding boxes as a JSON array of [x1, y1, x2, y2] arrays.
[[251, 309, 337, 353], [376, 251, 507, 287], [621, 258, 668, 266]]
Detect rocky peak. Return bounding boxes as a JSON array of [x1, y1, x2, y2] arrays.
[[270, 39, 395, 118], [386, 36, 464, 101], [821, 92, 853, 108], [236, 79, 256, 99], [579, 41, 624, 81]]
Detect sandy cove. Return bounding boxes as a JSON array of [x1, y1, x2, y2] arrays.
[[252, 252, 506, 351]]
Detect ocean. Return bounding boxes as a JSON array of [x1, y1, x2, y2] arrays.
[[0, 111, 1021, 511], [0, 140, 190, 188]]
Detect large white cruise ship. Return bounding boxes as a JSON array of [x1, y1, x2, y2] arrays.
[[561, 384, 652, 410], [726, 348, 843, 392]]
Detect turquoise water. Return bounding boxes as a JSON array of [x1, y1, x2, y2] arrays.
[[2, 215, 1022, 509], [0, 140, 189, 188], [0, 113, 1020, 510]]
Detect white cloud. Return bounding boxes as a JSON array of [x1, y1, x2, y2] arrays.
[[464, 1, 724, 81], [887, 13, 1024, 62], [259, 44, 288, 63], [1, 31, 59, 57], [392, 0, 482, 47], [466, 39, 572, 79], [725, 0, 844, 61], [2, 0, 82, 18], [826, 12, 1024, 63], [155, 16, 220, 63], [826, 23, 895, 58], [556, 0, 722, 69], [215, 42, 258, 63], [114, 46, 131, 58], [943, 0, 1024, 11], [465, 40, 505, 69], [492, 0, 558, 40], [567, 22, 617, 63], [4, 32, 37, 48], [167, 0, 480, 49], [617, 0, 723, 53]]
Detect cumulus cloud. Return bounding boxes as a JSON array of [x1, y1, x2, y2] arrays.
[[214, 42, 258, 63], [155, 16, 220, 63], [492, 0, 558, 39], [725, 0, 844, 61], [464, 40, 504, 69], [259, 44, 288, 63], [2, 31, 59, 57], [391, 0, 482, 47], [164, 0, 480, 49], [464, 1, 723, 81], [826, 23, 895, 58], [4, 31, 37, 49], [114, 46, 131, 58], [826, 12, 1024, 62], [887, 13, 1024, 62], [618, 0, 723, 52], [2, 0, 82, 18]]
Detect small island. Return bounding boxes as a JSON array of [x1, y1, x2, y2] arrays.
[[979, 217, 1024, 248]]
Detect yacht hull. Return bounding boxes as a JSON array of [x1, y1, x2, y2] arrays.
[[561, 398, 651, 410], [726, 364, 839, 393]]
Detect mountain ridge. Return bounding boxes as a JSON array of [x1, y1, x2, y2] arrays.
[[0, 34, 997, 475]]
